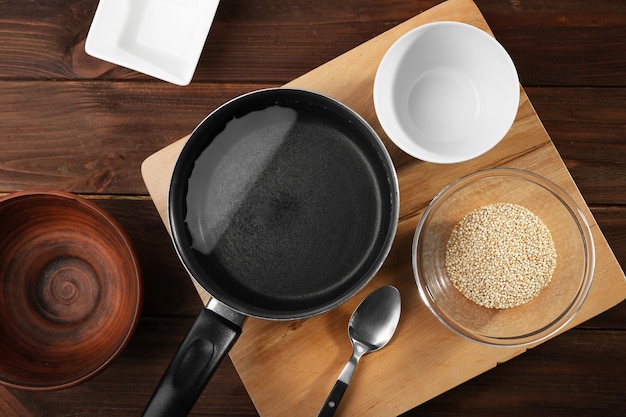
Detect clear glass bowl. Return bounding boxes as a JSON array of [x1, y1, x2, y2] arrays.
[[413, 168, 595, 346]]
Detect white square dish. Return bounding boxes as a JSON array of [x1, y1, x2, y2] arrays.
[[85, 0, 220, 86]]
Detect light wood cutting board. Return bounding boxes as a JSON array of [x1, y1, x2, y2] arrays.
[[141, 0, 626, 415]]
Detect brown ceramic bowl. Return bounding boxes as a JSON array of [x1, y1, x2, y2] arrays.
[[0, 190, 142, 391]]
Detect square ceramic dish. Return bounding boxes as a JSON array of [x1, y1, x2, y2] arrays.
[[85, 0, 220, 86]]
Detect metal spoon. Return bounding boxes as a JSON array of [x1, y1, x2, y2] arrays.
[[317, 285, 401, 417]]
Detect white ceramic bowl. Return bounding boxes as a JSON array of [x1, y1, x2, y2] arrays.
[[374, 21, 520, 163], [86, 0, 220, 86]]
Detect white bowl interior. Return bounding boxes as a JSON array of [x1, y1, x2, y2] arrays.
[[374, 22, 520, 163]]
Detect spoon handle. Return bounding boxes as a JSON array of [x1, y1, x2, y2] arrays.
[[317, 351, 360, 417], [317, 380, 348, 417]]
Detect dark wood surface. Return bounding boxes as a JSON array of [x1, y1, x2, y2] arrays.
[[1, 0, 625, 415]]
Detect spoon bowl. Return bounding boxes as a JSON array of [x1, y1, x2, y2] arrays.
[[317, 285, 401, 416], [348, 286, 401, 352]]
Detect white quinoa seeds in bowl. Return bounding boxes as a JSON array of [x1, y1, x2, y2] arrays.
[[446, 202, 557, 309], [413, 168, 595, 346]]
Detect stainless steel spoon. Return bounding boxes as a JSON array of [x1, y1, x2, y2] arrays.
[[317, 285, 401, 417]]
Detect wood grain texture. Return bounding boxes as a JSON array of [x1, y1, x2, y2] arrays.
[[0, 82, 264, 194], [1, 84, 625, 197], [0, 84, 625, 199], [1, 0, 625, 415], [140, 1, 626, 416], [407, 329, 626, 417], [2, 0, 626, 86], [4, 317, 258, 417]]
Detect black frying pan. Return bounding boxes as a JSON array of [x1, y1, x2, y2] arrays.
[[143, 88, 399, 417]]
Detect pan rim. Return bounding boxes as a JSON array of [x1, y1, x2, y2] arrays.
[[168, 87, 399, 320]]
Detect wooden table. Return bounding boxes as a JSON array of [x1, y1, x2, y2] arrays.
[[1, 1, 625, 416]]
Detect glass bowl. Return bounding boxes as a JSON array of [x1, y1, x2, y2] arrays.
[[413, 168, 595, 346]]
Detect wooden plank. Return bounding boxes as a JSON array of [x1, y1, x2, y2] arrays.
[[0, 84, 624, 199], [5, 317, 258, 417], [33, 194, 610, 325], [0, 387, 34, 417], [0, 81, 265, 194], [1, 1, 626, 87], [82, 197, 626, 322], [406, 329, 626, 416], [89, 197, 203, 316], [140, 0, 626, 416], [480, 1, 626, 87], [526, 87, 626, 205], [0, 0, 439, 82], [5, 317, 624, 417]]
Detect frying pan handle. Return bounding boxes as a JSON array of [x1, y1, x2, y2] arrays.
[[142, 303, 244, 417]]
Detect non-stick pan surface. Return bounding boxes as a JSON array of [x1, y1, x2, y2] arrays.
[[169, 88, 398, 319]]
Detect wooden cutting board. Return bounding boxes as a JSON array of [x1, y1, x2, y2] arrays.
[[141, 0, 626, 415]]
